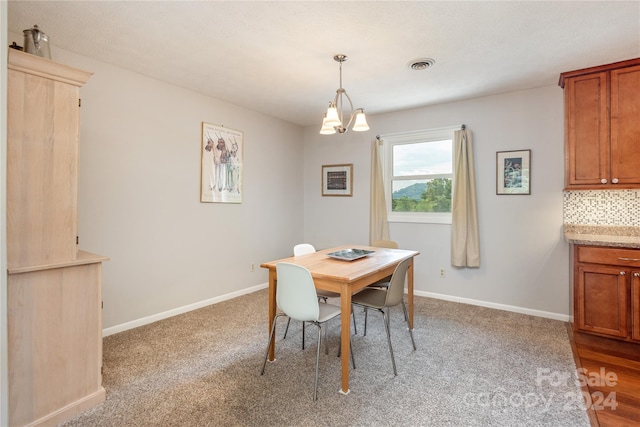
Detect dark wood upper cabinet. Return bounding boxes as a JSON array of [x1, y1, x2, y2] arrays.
[[560, 58, 640, 190]]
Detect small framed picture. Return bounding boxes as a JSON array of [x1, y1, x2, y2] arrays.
[[496, 149, 531, 195], [322, 164, 353, 197]]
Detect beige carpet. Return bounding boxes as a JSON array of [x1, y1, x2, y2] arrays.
[[61, 289, 590, 426]]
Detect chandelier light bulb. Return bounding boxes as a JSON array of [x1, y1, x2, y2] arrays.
[[352, 110, 369, 132], [324, 104, 341, 127], [319, 115, 337, 134]]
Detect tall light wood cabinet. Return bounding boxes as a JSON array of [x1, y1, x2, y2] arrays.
[[559, 58, 640, 190], [7, 49, 108, 426]]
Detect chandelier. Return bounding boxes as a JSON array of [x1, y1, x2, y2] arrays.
[[319, 54, 370, 135]]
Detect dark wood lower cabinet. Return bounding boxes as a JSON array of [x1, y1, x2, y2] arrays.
[[577, 264, 629, 338], [574, 245, 640, 344]]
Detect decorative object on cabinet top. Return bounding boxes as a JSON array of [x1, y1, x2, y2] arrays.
[[23, 24, 51, 59], [563, 224, 640, 248]]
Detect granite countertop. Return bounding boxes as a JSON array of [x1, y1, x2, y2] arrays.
[[563, 224, 640, 249]]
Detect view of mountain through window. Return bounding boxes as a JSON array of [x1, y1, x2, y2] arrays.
[[391, 139, 453, 213]]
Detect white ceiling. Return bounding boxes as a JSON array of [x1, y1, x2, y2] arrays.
[[8, 1, 640, 127]]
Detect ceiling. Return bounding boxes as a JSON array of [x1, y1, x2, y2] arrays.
[[7, 1, 640, 128]]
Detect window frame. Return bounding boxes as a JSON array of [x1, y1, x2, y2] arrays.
[[381, 126, 458, 224]]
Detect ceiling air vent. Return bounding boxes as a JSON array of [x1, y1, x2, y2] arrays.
[[407, 58, 435, 71]]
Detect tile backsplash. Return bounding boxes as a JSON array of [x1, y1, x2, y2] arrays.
[[563, 190, 640, 226]]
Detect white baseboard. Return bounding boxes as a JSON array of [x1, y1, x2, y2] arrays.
[[414, 290, 570, 322], [102, 282, 269, 337], [104, 283, 568, 337]]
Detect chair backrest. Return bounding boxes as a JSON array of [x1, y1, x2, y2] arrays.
[[385, 258, 411, 307], [293, 243, 316, 256], [372, 239, 399, 249], [276, 262, 319, 322]]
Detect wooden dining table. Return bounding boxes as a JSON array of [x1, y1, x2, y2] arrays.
[[260, 244, 420, 395]]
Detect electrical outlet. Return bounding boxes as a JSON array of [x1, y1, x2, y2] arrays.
[[250, 263, 255, 272], [439, 268, 446, 278]]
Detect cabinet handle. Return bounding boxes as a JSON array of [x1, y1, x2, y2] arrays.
[[600, 178, 607, 184], [620, 271, 626, 276], [612, 178, 619, 184], [634, 272, 640, 277], [618, 257, 640, 262]]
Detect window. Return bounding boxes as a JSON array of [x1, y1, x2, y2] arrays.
[[382, 126, 457, 224]]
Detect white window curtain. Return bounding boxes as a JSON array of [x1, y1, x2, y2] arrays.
[[451, 128, 480, 267], [370, 138, 390, 244]]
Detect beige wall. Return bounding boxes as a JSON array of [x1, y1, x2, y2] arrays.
[[303, 85, 571, 318], [7, 32, 305, 332]]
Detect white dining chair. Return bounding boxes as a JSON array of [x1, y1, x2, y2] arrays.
[[283, 243, 357, 347], [260, 262, 354, 401]]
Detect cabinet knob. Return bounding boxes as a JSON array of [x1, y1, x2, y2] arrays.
[[612, 178, 619, 184], [635, 272, 640, 277], [620, 271, 626, 276], [600, 178, 607, 184]]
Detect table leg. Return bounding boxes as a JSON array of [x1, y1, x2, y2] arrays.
[[268, 269, 277, 361], [339, 284, 351, 395], [408, 258, 414, 330]]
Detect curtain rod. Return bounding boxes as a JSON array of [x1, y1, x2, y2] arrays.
[[377, 124, 466, 140]]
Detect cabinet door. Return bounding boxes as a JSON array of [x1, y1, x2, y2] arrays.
[[564, 72, 609, 187], [7, 68, 80, 268], [576, 264, 628, 338], [8, 262, 105, 426], [610, 64, 640, 186], [633, 271, 640, 342], [7, 50, 91, 269]]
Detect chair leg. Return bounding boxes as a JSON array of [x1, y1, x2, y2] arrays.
[[282, 317, 291, 339], [401, 300, 417, 350], [349, 335, 356, 369], [364, 307, 368, 336], [313, 323, 322, 401], [362, 299, 405, 334], [337, 326, 357, 370], [261, 313, 283, 375], [381, 309, 398, 376], [324, 321, 329, 355], [285, 295, 329, 347], [351, 306, 358, 335], [284, 318, 307, 350]]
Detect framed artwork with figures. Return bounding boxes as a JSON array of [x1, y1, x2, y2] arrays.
[[201, 123, 243, 203]]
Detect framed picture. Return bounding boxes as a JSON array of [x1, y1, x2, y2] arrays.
[[200, 122, 243, 203], [496, 149, 531, 195], [322, 164, 353, 197]]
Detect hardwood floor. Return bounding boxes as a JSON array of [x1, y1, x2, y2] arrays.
[[568, 325, 640, 426]]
